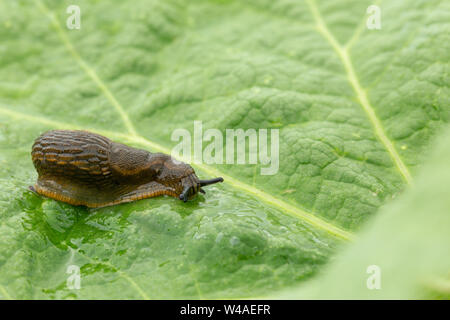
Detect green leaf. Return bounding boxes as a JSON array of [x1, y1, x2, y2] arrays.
[[0, 0, 448, 299], [280, 128, 450, 299]]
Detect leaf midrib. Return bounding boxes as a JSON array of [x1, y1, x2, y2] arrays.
[[0, 0, 357, 242], [3, 0, 370, 240], [0, 105, 354, 241]]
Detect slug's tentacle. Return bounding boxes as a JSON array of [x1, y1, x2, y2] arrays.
[[199, 177, 224, 187], [179, 186, 190, 203]]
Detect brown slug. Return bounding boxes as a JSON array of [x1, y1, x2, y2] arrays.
[[30, 130, 223, 208]]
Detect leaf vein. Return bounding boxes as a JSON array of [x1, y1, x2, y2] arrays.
[[33, 0, 137, 136], [0, 284, 12, 300], [306, 0, 413, 185]]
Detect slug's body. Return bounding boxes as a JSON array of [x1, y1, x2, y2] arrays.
[[30, 130, 223, 208]]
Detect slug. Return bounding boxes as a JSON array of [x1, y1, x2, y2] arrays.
[[30, 130, 223, 208]]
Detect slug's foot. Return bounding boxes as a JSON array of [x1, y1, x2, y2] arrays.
[[179, 175, 224, 202]]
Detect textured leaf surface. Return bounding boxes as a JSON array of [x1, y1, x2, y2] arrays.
[[0, 0, 448, 299], [280, 129, 450, 299]]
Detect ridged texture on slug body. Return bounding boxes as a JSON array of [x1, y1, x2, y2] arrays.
[[30, 130, 223, 208]]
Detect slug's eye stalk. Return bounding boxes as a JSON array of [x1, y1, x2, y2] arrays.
[[31, 130, 224, 208], [199, 177, 224, 187], [179, 176, 224, 202]]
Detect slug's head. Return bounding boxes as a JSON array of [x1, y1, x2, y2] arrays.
[[178, 175, 224, 202], [155, 157, 223, 202]]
